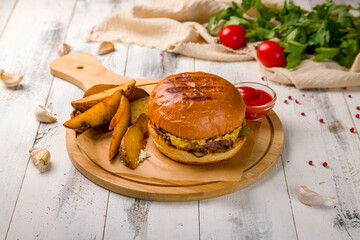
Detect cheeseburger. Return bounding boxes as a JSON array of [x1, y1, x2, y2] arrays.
[[147, 72, 251, 165]]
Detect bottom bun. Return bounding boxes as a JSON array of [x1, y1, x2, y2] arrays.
[[148, 122, 247, 165]]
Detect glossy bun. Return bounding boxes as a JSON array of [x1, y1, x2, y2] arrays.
[[147, 72, 245, 140]]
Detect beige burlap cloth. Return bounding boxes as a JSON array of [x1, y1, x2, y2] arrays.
[[86, 0, 360, 89]]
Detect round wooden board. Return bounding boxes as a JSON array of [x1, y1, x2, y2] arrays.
[[66, 110, 284, 201]]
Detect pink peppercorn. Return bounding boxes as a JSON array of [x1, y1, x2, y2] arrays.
[[160, 53, 163, 56], [356, 114, 360, 119], [288, 96, 292, 100], [295, 99, 300, 104], [343, 87, 347, 90], [320, 118, 324, 123], [357, 106, 360, 111], [284, 100, 288, 104], [261, 77, 265, 81], [301, 112, 305, 116], [323, 162, 328, 167], [350, 128, 355, 133], [309, 161, 313, 165], [348, 94, 352, 98]]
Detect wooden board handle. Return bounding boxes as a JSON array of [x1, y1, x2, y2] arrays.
[[50, 52, 161, 90]]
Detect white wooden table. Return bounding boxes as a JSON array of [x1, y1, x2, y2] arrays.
[[1, 0, 359, 239]]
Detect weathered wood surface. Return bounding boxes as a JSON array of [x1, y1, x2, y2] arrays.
[[0, 0, 359, 239]]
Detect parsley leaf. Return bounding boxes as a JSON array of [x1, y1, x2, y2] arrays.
[[313, 48, 340, 61], [283, 41, 308, 69]]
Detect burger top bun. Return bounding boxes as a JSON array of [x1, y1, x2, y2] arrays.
[[147, 72, 246, 140]]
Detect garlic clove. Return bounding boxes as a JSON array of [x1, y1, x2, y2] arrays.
[[35, 105, 57, 123], [97, 41, 115, 55], [296, 185, 335, 206], [57, 43, 71, 56], [0, 69, 23, 88], [29, 148, 51, 173]]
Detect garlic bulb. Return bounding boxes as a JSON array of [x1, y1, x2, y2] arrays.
[[57, 43, 71, 56], [29, 148, 51, 173], [35, 105, 57, 123], [97, 41, 115, 55], [296, 185, 335, 206], [0, 69, 23, 88]]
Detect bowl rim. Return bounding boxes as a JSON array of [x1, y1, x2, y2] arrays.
[[234, 82, 277, 109]]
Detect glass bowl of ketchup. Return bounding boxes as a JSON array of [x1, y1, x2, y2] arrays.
[[234, 82, 276, 121]]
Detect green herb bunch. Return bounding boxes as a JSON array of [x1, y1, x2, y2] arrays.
[[206, 0, 360, 69]]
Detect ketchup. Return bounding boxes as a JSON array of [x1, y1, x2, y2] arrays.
[[237, 87, 273, 106], [236, 86, 275, 121]]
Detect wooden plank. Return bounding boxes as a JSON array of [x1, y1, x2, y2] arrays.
[[194, 59, 298, 239], [103, 44, 200, 239], [0, 0, 77, 239], [0, 0, 17, 39], [4, 0, 136, 238], [276, 0, 360, 239]]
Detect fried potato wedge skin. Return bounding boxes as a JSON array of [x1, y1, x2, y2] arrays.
[[83, 84, 119, 98], [64, 90, 123, 130], [109, 96, 130, 160], [130, 96, 149, 124], [71, 80, 135, 112], [127, 87, 149, 101], [120, 113, 149, 169], [109, 96, 129, 130]]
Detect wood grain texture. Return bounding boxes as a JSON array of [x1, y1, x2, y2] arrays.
[[104, 42, 199, 240], [2, 0, 360, 239], [50, 52, 161, 90], [194, 58, 298, 239], [65, 109, 283, 201], [0, 0, 17, 39], [3, 0, 127, 239], [0, 0, 77, 239], [274, 1, 360, 239]]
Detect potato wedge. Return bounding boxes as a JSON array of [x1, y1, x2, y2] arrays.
[[69, 110, 85, 133], [130, 96, 149, 124], [70, 109, 81, 119], [71, 80, 135, 112], [120, 113, 149, 169], [83, 84, 119, 98], [109, 96, 128, 130], [109, 96, 130, 160], [64, 90, 123, 130], [128, 87, 149, 101]]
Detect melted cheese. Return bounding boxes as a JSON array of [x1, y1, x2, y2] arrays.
[[166, 126, 242, 149]]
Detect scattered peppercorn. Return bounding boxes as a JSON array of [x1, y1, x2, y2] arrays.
[[295, 99, 300, 104], [357, 106, 360, 111], [343, 87, 347, 90], [323, 162, 328, 167], [356, 114, 360, 119], [288, 96, 292, 100], [301, 112, 305, 116], [284, 100, 288, 104], [160, 53, 163, 56], [309, 160, 313, 165], [302, 94, 306, 97], [320, 118, 324, 123], [350, 128, 355, 133], [261, 77, 265, 81], [348, 94, 352, 98]]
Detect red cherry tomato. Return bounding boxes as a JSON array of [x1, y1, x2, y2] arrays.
[[219, 25, 246, 50], [257, 40, 286, 67]]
